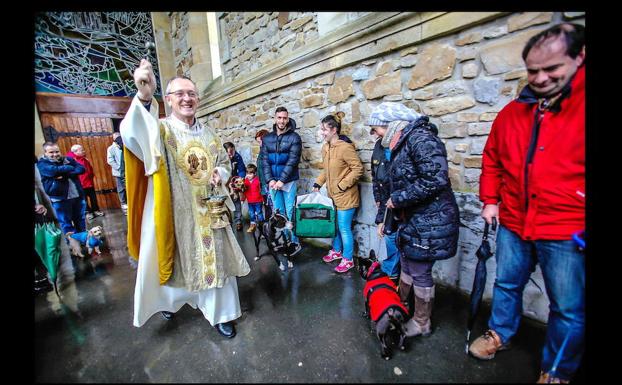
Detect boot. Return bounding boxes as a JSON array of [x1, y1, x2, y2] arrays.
[[398, 278, 414, 317], [404, 285, 434, 337]]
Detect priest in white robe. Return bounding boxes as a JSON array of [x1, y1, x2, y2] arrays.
[[120, 59, 250, 338]]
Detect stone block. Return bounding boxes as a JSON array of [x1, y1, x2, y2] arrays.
[[327, 76, 354, 104], [400, 54, 417, 68], [483, 25, 508, 39], [316, 72, 335, 85], [352, 68, 370, 81], [464, 156, 483, 168], [400, 46, 418, 56], [303, 111, 319, 128], [361, 71, 402, 100], [470, 136, 488, 155], [288, 15, 314, 31], [376, 60, 397, 76], [479, 112, 498, 122], [457, 112, 479, 122], [480, 27, 545, 75], [300, 94, 324, 108], [508, 12, 553, 32], [422, 95, 476, 117], [454, 143, 469, 153], [473, 77, 502, 105], [455, 31, 483, 46], [439, 122, 468, 138], [462, 62, 479, 78], [408, 44, 457, 90]]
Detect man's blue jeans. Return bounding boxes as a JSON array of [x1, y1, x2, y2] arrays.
[[269, 183, 298, 244], [381, 232, 400, 277], [52, 197, 87, 234], [332, 208, 356, 261], [489, 225, 584, 380]]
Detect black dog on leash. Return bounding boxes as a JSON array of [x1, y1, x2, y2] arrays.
[[252, 210, 295, 270], [358, 250, 409, 360]]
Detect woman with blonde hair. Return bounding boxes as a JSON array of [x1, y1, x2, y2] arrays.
[[313, 112, 364, 273]]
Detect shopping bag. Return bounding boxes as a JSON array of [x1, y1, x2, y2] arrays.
[[293, 192, 336, 238]]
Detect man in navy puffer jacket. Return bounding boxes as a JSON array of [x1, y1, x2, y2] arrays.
[[259, 106, 302, 254], [37, 142, 87, 235]]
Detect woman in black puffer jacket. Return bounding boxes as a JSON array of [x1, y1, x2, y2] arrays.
[[368, 102, 459, 340]]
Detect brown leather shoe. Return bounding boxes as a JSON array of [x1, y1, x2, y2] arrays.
[[468, 329, 509, 360], [536, 371, 569, 384], [236, 223, 243, 231], [247, 223, 256, 233]]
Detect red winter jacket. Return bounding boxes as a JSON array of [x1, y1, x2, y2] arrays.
[[66, 151, 95, 189], [363, 276, 408, 322], [480, 66, 585, 241], [243, 176, 263, 204]]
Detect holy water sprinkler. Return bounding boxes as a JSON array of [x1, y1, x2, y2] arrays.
[[141, 41, 156, 87]]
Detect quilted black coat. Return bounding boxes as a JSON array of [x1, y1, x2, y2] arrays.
[[371, 139, 391, 224], [388, 116, 459, 262]]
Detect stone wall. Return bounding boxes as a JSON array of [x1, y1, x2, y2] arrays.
[[167, 11, 585, 323], [220, 12, 319, 81]]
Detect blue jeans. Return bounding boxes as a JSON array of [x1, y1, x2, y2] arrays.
[[248, 202, 264, 223], [381, 232, 400, 277], [332, 208, 356, 261], [489, 225, 585, 380], [269, 183, 298, 244], [52, 198, 87, 234]]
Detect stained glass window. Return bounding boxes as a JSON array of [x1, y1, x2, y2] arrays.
[[34, 12, 161, 97]]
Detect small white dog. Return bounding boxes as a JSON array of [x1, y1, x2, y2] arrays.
[[67, 226, 104, 257]]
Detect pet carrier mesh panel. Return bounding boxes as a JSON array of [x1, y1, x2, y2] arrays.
[[294, 203, 336, 238]]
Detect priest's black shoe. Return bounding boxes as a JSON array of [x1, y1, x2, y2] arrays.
[[161, 311, 175, 320], [215, 322, 236, 338]]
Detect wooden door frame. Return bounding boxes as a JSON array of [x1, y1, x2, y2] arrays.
[[35, 92, 165, 210]]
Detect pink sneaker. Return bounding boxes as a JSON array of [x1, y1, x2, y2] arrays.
[[322, 249, 342, 263], [334, 258, 354, 273]]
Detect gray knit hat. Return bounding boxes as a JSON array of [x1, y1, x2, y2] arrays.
[[367, 102, 421, 127]]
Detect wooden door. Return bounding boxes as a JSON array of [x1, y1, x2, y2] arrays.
[[36, 92, 165, 210], [38, 113, 119, 209]]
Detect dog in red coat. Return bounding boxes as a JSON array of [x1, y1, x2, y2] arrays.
[[358, 250, 408, 360]]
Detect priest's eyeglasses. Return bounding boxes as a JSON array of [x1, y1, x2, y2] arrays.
[[166, 90, 198, 99]]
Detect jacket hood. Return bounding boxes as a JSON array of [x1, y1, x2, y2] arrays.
[[272, 117, 297, 133]]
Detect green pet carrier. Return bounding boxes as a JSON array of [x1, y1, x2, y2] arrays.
[[293, 192, 336, 238]]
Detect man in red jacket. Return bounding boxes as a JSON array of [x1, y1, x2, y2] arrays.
[[469, 23, 585, 384], [67, 144, 105, 220]]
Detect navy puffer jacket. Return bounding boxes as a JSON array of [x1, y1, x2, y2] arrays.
[[260, 118, 302, 184], [37, 156, 85, 201], [389, 116, 459, 262]]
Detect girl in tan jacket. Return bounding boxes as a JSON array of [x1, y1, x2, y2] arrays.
[[313, 112, 364, 273]]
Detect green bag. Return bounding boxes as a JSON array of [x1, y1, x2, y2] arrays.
[[293, 192, 336, 238], [34, 222, 62, 290]]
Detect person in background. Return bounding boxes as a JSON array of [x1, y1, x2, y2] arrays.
[[107, 132, 128, 215], [468, 24, 585, 384], [260, 106, 302, 256], [66, 144, 104, 220], [37, 142, 86, 236], [243, 164, 264, 233], [368, 101, 459, 339], [223, 142, 246, 231], [313, 112, 364, 274], [369, 121, 400, 283]]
